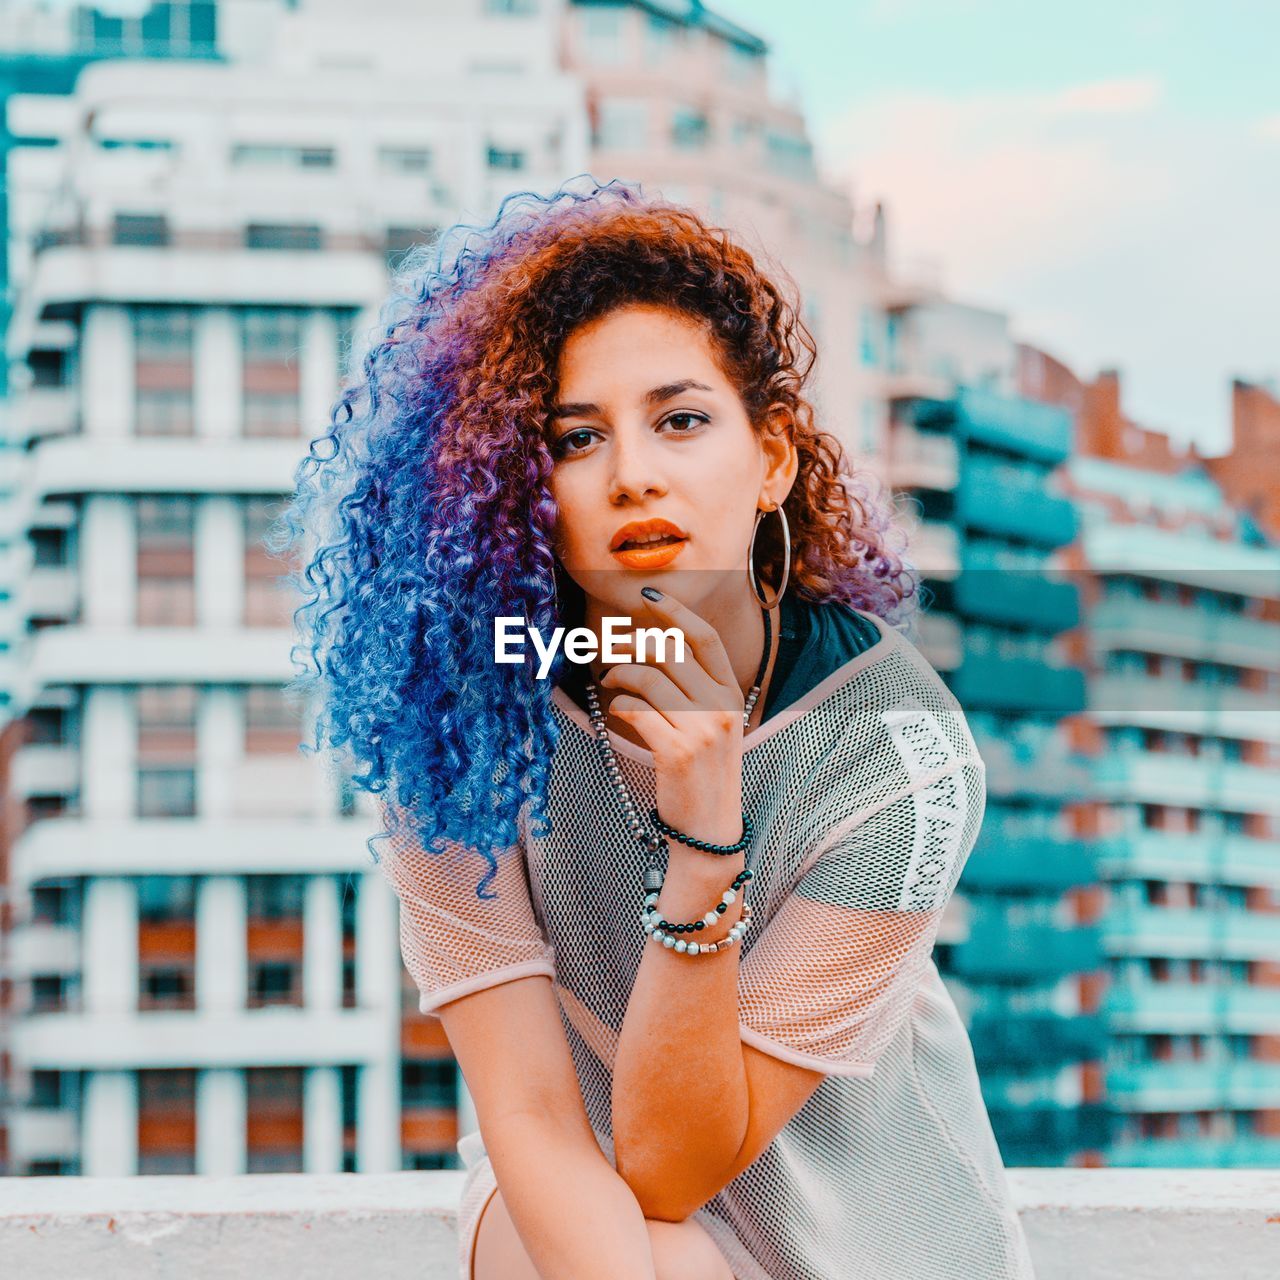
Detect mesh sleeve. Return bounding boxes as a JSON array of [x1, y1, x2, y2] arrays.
[[373, 801, 557, 1018], [738, 759, 984, 1077]]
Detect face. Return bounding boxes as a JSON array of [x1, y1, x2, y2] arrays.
[[547, 303, 794, 624]]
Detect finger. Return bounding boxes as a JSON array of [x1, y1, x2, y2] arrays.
[[633, 591, 738, 693], [604, 693, 686, 758], [604, 640, 722, 713], [600, 663, 692, 719]]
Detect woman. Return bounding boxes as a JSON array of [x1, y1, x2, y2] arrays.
[[277, 178, 1037, 1280]]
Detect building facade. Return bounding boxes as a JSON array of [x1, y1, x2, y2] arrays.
[[1062, 373, 1280, 1167], [1, 0, 585, 1176]]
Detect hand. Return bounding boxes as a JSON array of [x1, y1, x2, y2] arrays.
[[597, 590, 745, 847]]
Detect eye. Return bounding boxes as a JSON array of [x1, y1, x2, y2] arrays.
[[551, 427, 598, 458], [661, 411, 708, 434]]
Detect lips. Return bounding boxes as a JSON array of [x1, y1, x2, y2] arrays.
[[609, 518, 689, 570]]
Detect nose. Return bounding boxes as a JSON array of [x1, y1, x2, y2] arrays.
[[607, 425, 666, 506]]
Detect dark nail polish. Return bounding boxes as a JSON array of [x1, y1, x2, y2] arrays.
[[641, 586, 663, 601]]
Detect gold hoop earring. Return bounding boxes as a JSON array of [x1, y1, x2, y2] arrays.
[[748, 505, 790, 610]]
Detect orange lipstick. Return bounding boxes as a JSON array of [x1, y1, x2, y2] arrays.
[[609, 518, 689, 571]]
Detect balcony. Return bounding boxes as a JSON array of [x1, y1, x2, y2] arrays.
[[912, 609, 963, 671], [4, 1170, 1273, 1279], [1088, 596, 1280, 673], [972, 731, 1092, 802], [955, 388, 1074, 464], [12, 384, 79, 441], [1102, 907, 1280, 962], [12, 816, 374, 884], [1107, 1138, 1280, 1167], [962, 820, 1096, 891], [950, 653, 1087, 716], [24, 626, 294, 689], [949, 916, 1102, 981], [10, 743, 79, 797], [14, 1007, 389, 1070], [986, 1103, 1111, 1161], [1106, 1060, 1280, 1111], [887, 422, 959, 491], [969, 1013, 1105, 1067], [1088, 672, 1280, 744], [1095, 831, 1280, 889], [1095, 751, 1280, 817], [903, 518, 960, 580], [1082, 524, 1280, 598], [957, 456, 1078, 547], [8, 921, 80, 976], [953, 567, 1080, 633], [5, 1106, 78, 1163], [21, 566, 80, 622], [32, 436, 303, 497], [1101, 981, 1280, 1034]]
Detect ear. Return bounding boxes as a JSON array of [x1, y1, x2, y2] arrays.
[[758, 404, 799, 508]]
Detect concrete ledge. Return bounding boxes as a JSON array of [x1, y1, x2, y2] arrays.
[[2, 1169, 1278, 1278]]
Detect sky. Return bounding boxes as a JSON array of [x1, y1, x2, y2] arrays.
[[717, 0, 1279, 454]]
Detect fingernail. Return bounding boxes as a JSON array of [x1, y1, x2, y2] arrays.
[[641, 586, 663, 601]]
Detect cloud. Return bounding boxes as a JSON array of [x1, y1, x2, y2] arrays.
[[819, 78, 1279, 448], [1050, 75, 1164, 115], [1256, 114, 1280, 142]]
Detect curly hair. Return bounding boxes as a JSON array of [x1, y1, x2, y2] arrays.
[[272, 175, 915, 898]]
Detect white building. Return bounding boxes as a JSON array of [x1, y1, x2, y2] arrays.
[[2, 0, 585, 1176]]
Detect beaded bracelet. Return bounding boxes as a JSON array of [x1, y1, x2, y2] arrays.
[[641, 868, 754, 956], [650, 808, 754, 856]]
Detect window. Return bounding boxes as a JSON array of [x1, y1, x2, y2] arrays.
[[136, 686, 197, 822], [401, 1059, 457, 1109], [136, 387, 194, 437], [136, 498, 195, 626], [135, 306, 194, 360], [137, 874, 197, 922], [138, 767, 196, 818], [242, 308, 302, 361], [645, 13, 681, 63], [245, 685, 300, 754], [242, 308, 302, 438], [231, 144, 334, 169], [31, 881, 75, 924], [595, 99, 648, 150], [486, 145, 525, 171], [245, 223, 323, 251], [113, 213, 169, 247], [135, 305, 194, 436], [246, 874, 306, 920], [250, 962, 299, 1006], [581, 7, 625, 64], [671, 107, 709, 150], [244, 390, 299, 438], [245, 497, 294, 626], [378, 145, 432, 173], [30, 1070, 65, 1109]]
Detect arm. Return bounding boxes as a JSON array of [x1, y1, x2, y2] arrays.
[[372, 800, 656, 1278], [611, 844, 827, 1223], [439, 974, 660, 1280]]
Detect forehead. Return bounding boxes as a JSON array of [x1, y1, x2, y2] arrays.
[[556, 304, 726, 392]]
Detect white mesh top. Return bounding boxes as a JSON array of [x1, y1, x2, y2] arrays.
[[377, 607, 1038, 1280]]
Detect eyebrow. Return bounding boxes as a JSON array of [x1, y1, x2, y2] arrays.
[[550, 379, 715, 420]]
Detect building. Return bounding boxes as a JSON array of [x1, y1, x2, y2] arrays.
[[881, 329, 1106, 1167], [1, 0, 585, 1176], [1059, 369, 1280, 1167], [563, 0, 943, 467]]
